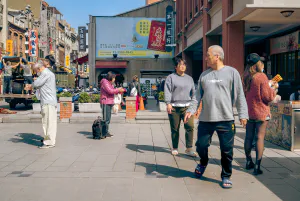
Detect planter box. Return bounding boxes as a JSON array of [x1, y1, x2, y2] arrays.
[[79, 103, 101, 113], [59, 97, 72, 102], [32, 103, 74, 113], [159, 102, 167, 112], [32, 103, 41, 114]]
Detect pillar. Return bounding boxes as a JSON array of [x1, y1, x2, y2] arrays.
[[183, 51, 193, 76], [59, 97, 73, 122], [126, 97, 137, 122], [222, 0, 245, 74]]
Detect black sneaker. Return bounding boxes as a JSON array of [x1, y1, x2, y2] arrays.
[[106, 133, 114, 138], [253, 168, 263, 175], [245, 161, 255, 170]]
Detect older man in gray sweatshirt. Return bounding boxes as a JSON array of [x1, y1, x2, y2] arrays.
[[164, 57, 198, 157], [33, 61, 57, 149], [185, 45, 248, 189]]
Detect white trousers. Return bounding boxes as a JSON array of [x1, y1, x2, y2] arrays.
[[41, 104, 57, 146]]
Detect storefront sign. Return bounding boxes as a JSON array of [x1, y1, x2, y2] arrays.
[[29, 29, 39, 57], [65, 55, 70, 67], [78, 26, 86, 52], [165, 5, 175, 52], [6, 40, 13, 56], [95, 17, 173, 58], [270, 31, 299, 55]]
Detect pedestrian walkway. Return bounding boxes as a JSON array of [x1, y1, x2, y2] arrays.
[[0, 122, 299, 201]]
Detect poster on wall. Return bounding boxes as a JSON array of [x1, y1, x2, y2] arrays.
[[95, 17, 174, 58], [270, 30, 299, 55]]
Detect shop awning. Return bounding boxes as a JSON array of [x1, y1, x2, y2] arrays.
[[95, 60, 128, 68], [73, 55, 88, 65]]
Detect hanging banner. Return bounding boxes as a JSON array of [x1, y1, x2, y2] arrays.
[[78, 26, 86, 52], [65, 55, 70, 67], [165, 5, 175, 52], [6, 40, 13, 56], [29, 29, 39, 57], [270, 31, 299, 55]]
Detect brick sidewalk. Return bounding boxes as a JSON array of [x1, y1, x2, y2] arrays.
[[0, 123, 299, 201]]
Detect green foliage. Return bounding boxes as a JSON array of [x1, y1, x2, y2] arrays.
[[79, 92, 91, 103], [32, 95, 40, 103], [91, 94, 100, 103], [158, 91, 165, 102], [57, 92, 72, 99]]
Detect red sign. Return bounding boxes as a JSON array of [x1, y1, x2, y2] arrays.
[[147, 20, 166, 52], [29, 29, 39, 57]]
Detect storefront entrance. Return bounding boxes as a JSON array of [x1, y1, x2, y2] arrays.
[[97, 69, 125, 87]]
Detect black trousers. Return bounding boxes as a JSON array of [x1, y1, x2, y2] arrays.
[[196, 121, 235, 178], [101, 104, 112, 136]]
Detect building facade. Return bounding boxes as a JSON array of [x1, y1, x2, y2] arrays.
[[88, 0, 176, 86], [176, 0, 300, 99], [0, 0, 7, 55]]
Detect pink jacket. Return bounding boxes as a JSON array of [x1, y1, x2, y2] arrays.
[[100, 79, 119, 105]]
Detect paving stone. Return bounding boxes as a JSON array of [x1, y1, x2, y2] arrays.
[[23, 162, 53, 171]]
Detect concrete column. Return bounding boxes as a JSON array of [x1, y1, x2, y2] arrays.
[[183, 51, 193, 76], [88, 15, 96, 86], [222, 0, 245, 74]]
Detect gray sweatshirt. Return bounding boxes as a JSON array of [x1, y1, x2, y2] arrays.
[[187, 66, 248, 122], [164, 73, 197, 106], [33, 68, 57, 107]]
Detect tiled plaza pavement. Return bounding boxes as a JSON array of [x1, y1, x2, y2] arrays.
[[0, 122, 300, 201]]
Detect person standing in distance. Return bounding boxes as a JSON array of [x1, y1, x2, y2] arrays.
[[32, 61, 57, 149], [165, 57, 198, 157], [184, 45, 248, 188]]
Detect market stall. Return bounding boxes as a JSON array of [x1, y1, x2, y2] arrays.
[[266, 101, 300, 151]]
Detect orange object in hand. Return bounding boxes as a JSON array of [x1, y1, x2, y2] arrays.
[[272, 74, 283, 82]]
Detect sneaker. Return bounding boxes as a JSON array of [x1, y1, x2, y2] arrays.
[[185, 149, 197, 157], [39, 144, 55, 149], [106, 133, 114, 138]]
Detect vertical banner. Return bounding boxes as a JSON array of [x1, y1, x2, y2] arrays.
[[165, 5, 174, 52], [65, 55, 70, 67], [29, 29, 39, 57], [78, 26, 86, 52], [6, 40, 13, 56], [147, 20, 166, 52]]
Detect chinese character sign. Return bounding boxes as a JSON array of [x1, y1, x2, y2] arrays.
[[147, 21, 166, 52], [78, 26, 86, 52], [165, 5, 174, 52], [28, 30, 38, 57], [65, 55, 70, 67], [6, 40, 13, 56]]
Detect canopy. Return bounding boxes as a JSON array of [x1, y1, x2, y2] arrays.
[[72, 55, 88, 65]]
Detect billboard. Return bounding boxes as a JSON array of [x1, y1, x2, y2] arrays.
[[78, 26, 87, 52], [6, 40, 13, 56], [29, 29, 39, 57], [96, 17, 174, 58]]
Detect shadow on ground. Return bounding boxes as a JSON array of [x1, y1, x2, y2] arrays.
[[9, 133, 43, 146], [77, 131, 94, 139]]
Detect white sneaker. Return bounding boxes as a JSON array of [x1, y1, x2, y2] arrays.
[[185, 149, 197, 157], [39, 144, 55, 149], [171, 149, 179, 156]]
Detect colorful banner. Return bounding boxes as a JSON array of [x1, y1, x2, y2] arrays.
[[270, 31, 299, 55], [65, 55, 70, 67], [95, 17, 173, 58], [29, 29, 39, 57], [6, 40, 13, 56]]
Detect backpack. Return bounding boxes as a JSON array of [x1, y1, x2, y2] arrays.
[[92, 116, 103, 139], [130, 82, 138, 97]]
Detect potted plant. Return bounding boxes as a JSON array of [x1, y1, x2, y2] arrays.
[[158, 91, 167, 112], [78, 92, 101, 113], [32, 94, 41, 114], [57, 92, 74, 112]]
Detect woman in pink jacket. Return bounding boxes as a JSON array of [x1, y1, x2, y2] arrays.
[[100, 71, 125, 138]]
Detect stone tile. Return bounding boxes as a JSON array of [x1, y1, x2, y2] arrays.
[[100, 178, 133, 201], [132, 178, 161, 201], [23, 161, 53, 171], [67, 162, 93, 172], [90, 166, 113, 172], [1, 165, 26, 172], [11, 154, 41, 166], [93, 155, 117, 167], [113, 162, 135, 172], [0, 161, 10, 169], [50, 154, 79, 167], [45, 166, 69, 172]]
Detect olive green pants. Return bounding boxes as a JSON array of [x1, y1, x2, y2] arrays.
[[168, 107, 194, 149]]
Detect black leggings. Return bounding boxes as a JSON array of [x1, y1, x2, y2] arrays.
[[244, 121, 268, 161]]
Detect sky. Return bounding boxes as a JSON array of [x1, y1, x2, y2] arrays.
[[45, 0, 146, 30]]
